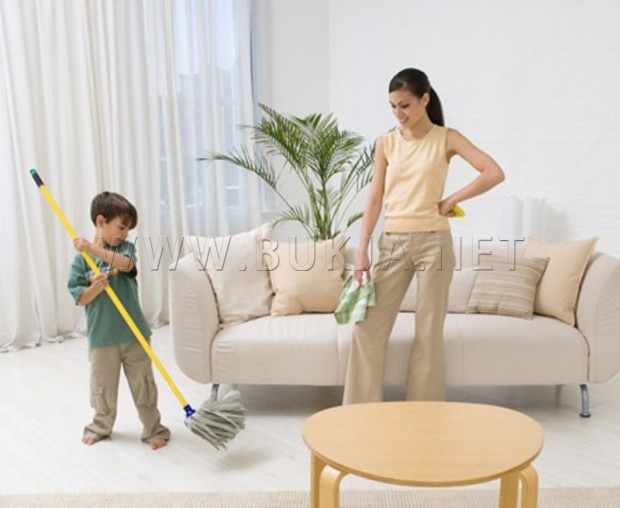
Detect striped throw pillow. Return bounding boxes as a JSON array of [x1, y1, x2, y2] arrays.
[[466, 255, 549, 319]]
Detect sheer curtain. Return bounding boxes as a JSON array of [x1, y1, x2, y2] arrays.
[[0, 0, 260, 351]]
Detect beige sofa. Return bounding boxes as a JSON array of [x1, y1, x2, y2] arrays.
[[168, 233, 620, 417]]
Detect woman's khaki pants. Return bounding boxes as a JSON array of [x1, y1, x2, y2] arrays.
[[343, 230, 454, 404]]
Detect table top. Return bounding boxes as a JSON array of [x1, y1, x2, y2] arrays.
[[302, 401, 544, 487]]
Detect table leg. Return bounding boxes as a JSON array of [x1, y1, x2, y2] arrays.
[[519, 465, 539, 508], [499, 470, 519, 508], [310, 454, 326, 508], [319, 464, 346, 508]]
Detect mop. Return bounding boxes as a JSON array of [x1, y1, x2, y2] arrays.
[[30, 169, 245, 450]]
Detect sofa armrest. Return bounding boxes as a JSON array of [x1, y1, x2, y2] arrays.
[[576, 252, 620, 383], [169, 253, 219, 384]]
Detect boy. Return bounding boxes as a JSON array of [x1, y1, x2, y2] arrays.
[[67, 191, 170, 450]]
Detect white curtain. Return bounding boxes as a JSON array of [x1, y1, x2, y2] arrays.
[[500, 195, 547, 240], [0, 0, 261, 351]]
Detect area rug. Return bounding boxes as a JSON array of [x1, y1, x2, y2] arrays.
[[1, 487, 619, 508]]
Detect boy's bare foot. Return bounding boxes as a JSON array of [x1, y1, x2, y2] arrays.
[[81, 433, 104, 445], [147, 437, 167, 450]]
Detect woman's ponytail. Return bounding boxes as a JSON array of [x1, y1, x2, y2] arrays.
[[427, 87, 444, 126]]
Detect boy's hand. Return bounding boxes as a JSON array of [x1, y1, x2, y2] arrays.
[[90, 273, 109, 295], [73, 237, 93, 253], [77, 273, 109, 305]]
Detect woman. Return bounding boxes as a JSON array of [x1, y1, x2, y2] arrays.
[[343, 68, 505, 404]]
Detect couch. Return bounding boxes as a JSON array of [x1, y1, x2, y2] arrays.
[[168, 229, 620, 417]]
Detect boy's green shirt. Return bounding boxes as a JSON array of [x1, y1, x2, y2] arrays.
[[67, 240, 151, 348]]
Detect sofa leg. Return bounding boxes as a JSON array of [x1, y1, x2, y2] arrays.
[[210, 383, 220, 402], [579, 384, 591, 418]]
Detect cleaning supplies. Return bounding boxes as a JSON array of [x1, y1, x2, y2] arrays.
[[335, 273, 376, 324], [451, 204, 466, 217]]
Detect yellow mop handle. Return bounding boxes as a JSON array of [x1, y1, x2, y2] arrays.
[[30, 169, 191, 411]]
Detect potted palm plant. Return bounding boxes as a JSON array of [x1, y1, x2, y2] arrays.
[[199, 104, 374, 241]]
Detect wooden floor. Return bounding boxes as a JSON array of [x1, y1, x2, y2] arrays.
[[1, 325, 619, 494]]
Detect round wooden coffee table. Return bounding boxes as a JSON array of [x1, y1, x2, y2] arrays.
[[302, 401, 544, 508]]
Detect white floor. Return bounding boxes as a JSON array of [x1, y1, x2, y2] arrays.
[[1, 325, 619, 495]]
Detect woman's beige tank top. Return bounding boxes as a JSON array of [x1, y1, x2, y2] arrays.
[[382, 124, 450, 232]]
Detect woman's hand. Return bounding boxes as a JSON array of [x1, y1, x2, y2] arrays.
[[354, 250, 371, 285], [439, 198, 457, 217]]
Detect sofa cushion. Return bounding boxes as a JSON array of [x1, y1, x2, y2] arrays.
[[466, 255, 549, 319], [450, 314, 589, 385], [269, 238, 346, 316], [336, 313, 588, 386], [188, 223, 273, 326], [524, 236, 598, 326], [213, 314, 339, 385]]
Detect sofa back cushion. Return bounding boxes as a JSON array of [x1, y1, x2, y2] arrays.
[[269, 237, 346, 316], [466, 255, 550, 319], [188, 223, 273, 326], [523, 236, 598, 326]]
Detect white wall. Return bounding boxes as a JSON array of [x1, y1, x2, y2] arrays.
[[260, 0, 620, 256], [255, 0, 329, 114], [254, 0, 330, 238]]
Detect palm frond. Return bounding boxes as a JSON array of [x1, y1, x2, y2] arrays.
[[252, 105, 307, 170], [198, 104, 374, 240], [272, 205, 314, 238], [201, 148, 280, 190], [339, 144, 374, 195], [346, 211, 364, 228]]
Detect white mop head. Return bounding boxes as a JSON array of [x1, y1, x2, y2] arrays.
[[185, 390, 246, 450]]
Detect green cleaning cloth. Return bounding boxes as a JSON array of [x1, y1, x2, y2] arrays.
[[334, 274, 376, 324]]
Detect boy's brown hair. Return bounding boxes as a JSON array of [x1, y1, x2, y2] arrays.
[[90, 192, 138, 229]]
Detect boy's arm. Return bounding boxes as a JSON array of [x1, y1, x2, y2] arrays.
[[75, 273, 108, 306], [68, 256, 105, 307], [73, 237, 136, 272]]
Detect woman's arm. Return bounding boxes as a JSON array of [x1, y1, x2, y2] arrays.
[[440, 129, 505, 215], [355, 137, 387, 283]]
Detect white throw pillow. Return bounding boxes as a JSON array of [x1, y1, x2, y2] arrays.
[[269, 237, 346, 316], [186, 224, 273, 326], [523, 236, 598, 326]]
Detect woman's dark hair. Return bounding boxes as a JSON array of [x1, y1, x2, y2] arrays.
[[388, 68, 444, 126], [90, 191, 138, 229]]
